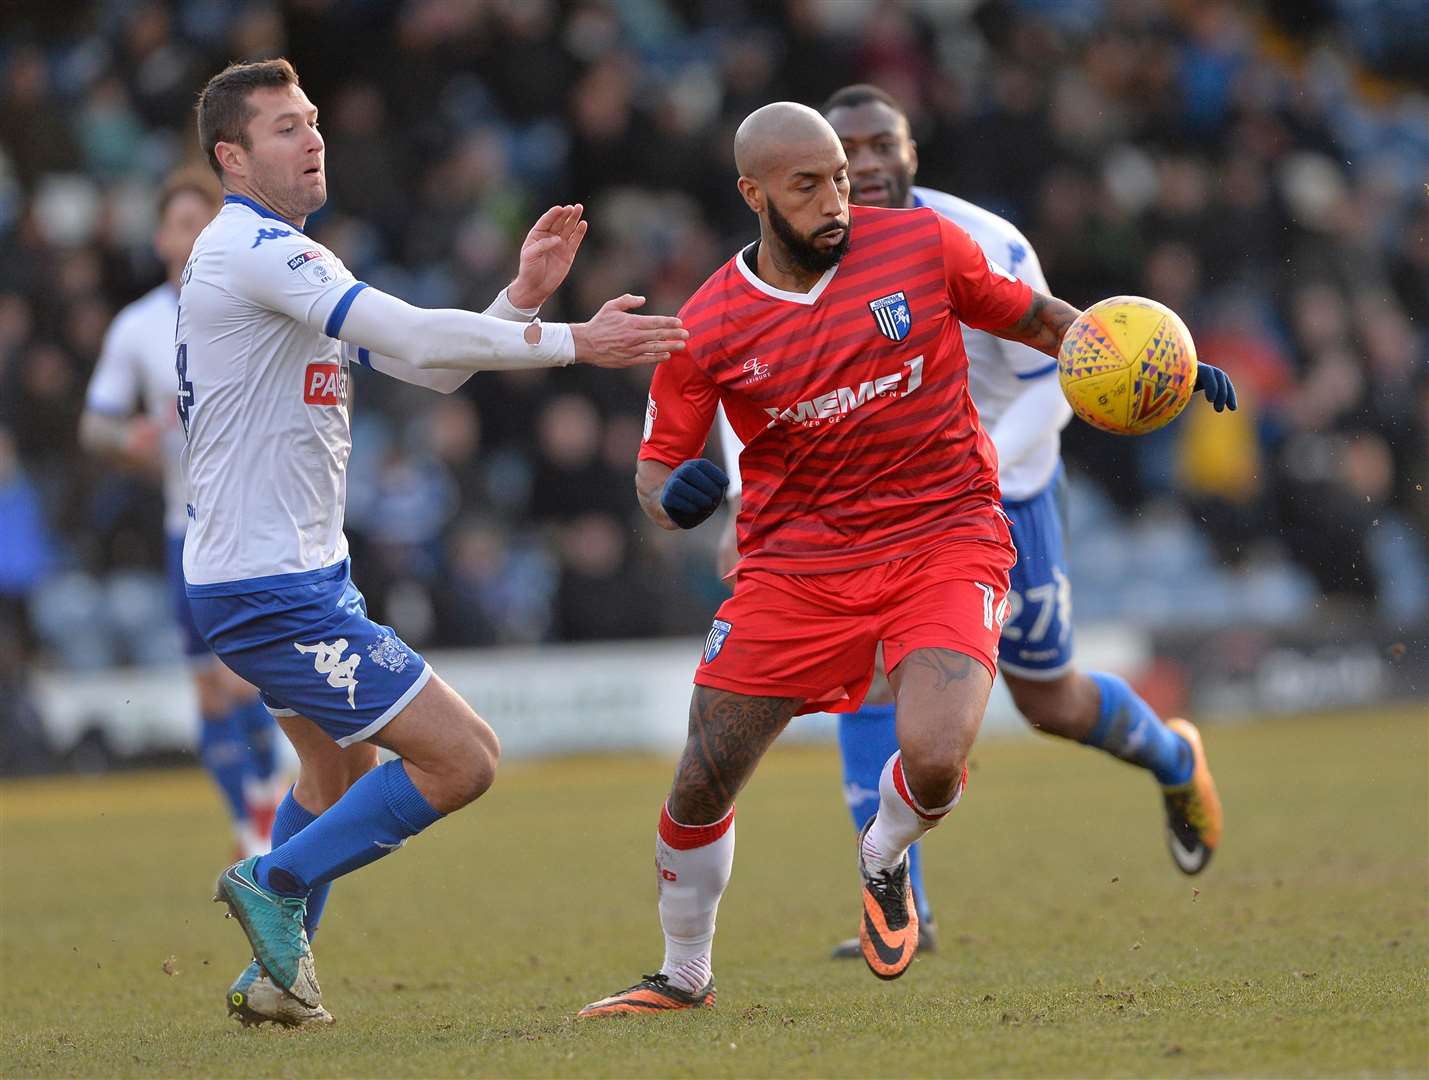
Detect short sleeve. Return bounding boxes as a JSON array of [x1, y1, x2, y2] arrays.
[[229, 229, 367, 338], [85, 312, 143, 416], [638, 350, 720, 468], [938, 215, 1033, 334]]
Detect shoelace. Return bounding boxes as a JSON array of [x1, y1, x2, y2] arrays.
[[605, 973, 677, 998], [275, 896, 310, 949], [867, 865, 907, 906]]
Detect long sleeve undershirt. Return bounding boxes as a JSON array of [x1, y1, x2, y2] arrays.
[[338, 285, 574, 394]]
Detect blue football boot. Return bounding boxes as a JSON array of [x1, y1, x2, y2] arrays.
[[213, 856, 321, 1007]]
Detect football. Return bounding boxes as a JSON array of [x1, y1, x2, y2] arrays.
[[1057, 295, 1198, 435]]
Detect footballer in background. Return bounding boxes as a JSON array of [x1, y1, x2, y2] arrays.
[[79, 166, 284, 860], [717, 85, 1235, 960]]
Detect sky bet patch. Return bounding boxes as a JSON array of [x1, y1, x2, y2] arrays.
[[288, 248, 337, 286]]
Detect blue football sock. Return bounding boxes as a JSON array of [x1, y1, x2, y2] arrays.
[[270, 787, 329, 937], [838, 702, 932, 922], [198, 713, 252, 825], [255, 759, 441, 895], [1084, 672, 1193, 786], [231, 697, 278, 784]]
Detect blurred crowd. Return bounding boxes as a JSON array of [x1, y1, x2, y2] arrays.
[[1, 0, 1426, 679]]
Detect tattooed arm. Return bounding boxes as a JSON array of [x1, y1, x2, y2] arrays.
[[992, 291, 1083, 358], [936, 216, 1082, 358]]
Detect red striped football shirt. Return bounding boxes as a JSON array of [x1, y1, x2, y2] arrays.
[[640, 204, 1033, 574]]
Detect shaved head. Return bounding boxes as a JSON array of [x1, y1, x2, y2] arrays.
[[734, 101, 843, 181], [734, 101, 852, 283]]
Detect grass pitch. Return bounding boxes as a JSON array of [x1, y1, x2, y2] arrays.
[[2, 705, 1425, 1078]]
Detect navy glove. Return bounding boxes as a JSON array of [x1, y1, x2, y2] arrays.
[[661, 458, 729, 529], [1194, 362, 1238, 412]]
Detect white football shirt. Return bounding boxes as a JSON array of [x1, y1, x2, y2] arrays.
[[84, 283, 189, 534], [177, 195, 367, 592], [911, 186, 1062, 500]]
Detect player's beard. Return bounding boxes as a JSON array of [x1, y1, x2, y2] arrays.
[[253, 158, 327, 221], [765, 198, 850, 274]]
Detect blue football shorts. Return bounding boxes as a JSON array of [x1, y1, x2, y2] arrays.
[[998, 464, 1075, 680], [188, 559, 431, 746], [166, 533, 212, 659]]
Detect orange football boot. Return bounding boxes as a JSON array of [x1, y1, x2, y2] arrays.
[[577, 973, 715, 1019], [858, 820, 918, 980], [1162, 718, 1223, 874]]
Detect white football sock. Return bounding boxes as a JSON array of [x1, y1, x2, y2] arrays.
[[656, 802, 734, 994], [861, 752, 964, 874]]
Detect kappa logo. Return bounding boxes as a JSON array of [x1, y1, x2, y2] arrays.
[[740, 357, 770, 383], [252, 226, 294, 249], [868, 291, 912, 341], [294, 638, 360, 708], [1005, 240, 1027, 276], [303, 361, 346, 406], [703, 618, 732, 664]]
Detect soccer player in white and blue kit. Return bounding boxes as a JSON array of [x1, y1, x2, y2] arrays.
[[719, 85, 1227, 958], [80, 167, 283, 860], [185, 59, 688, 1026]]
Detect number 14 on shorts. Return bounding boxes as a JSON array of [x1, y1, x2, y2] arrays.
[[975, 582, 1010, 631]]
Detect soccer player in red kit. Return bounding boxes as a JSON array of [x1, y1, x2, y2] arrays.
[[579, 102, 1091, 1017]]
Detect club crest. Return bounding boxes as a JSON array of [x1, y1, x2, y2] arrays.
[[868, 291, 912, 341], [703, 619, 732, 664]]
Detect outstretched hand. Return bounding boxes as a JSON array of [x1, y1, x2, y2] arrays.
[[661, 459, 729, 530], [571, 294, 688, 369], [1194, 362, 1238, 412], [507, 204, 589, 310]]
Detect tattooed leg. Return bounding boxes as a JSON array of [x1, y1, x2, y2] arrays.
[[888, 648, 993, 809], [667, 688, 803, 825]]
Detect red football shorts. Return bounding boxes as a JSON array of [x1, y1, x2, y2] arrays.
[[695, 535, 1015, 715]]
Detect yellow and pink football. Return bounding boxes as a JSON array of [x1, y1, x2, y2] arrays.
[[1057, 296, 1198, 436]]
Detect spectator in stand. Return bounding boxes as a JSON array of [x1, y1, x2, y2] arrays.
[[0, 0, 1423, 668]]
